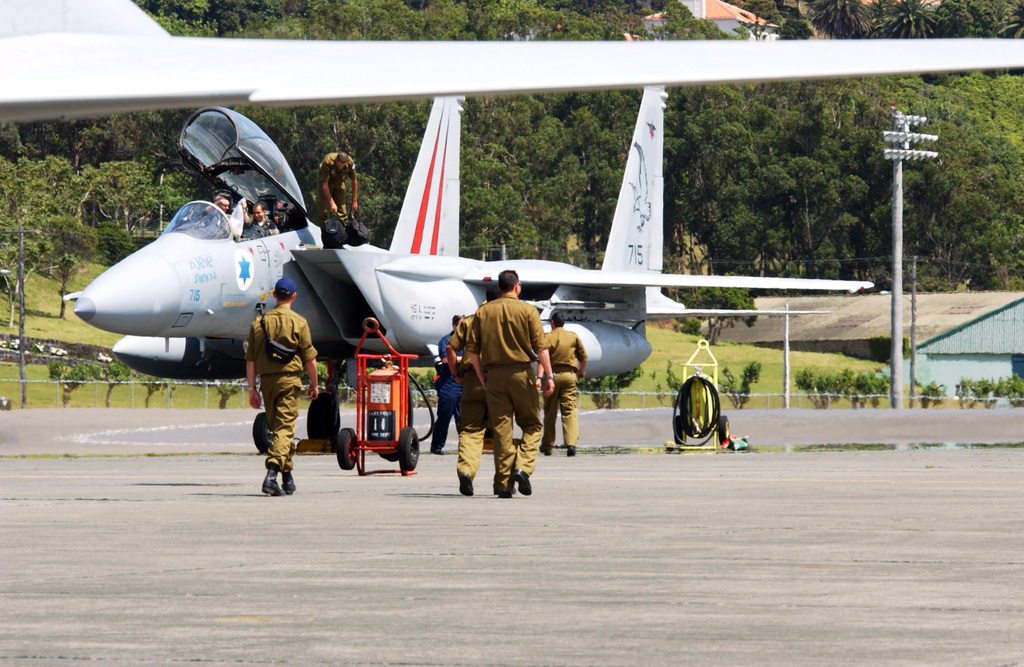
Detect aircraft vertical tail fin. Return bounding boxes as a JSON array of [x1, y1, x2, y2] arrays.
[[389, 96, 463, 257], [601, 86, 666, 274]]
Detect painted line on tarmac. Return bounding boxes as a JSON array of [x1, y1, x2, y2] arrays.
[[63, 421, 254, 447]]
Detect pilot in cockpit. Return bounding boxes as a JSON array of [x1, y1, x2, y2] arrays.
[[241, 202, 279, 240]]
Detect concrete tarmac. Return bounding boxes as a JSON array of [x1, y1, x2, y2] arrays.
[[2, 408, 1023, 664]]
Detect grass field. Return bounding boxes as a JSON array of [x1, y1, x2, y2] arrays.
[[0, 262, 122, 348]]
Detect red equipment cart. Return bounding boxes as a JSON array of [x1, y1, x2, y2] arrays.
[[335, 318, 420, 476]]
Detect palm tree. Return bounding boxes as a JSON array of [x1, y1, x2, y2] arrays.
[[999, 0, 1024, 37], [806, 0, 871, 38], [875, 0, 938, 38]]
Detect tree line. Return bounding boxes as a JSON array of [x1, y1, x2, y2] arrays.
[[2, 0, 1024, 322]]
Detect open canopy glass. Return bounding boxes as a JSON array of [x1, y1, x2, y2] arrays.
[[179, 107, 307, 220]]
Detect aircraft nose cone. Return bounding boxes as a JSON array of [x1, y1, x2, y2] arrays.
[[75, 254, 183, 335], [73, 296, 96, 322]]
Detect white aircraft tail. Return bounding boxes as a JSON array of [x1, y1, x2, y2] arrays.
[[601, 86, 666, 274], [389, 96, 463, 257]]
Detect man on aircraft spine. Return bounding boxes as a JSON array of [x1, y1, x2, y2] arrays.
[[317, 151, 358, 226]]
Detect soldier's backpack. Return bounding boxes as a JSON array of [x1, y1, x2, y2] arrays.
[[345, 216, 369, 247], [322, 216, 348, 249]]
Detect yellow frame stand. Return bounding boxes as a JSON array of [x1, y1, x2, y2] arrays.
[[666, 339, 720, 453]]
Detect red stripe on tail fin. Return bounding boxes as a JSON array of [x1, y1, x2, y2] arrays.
[[411, 120, 443, 254]]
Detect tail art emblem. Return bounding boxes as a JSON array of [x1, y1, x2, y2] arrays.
[[629, 142, 651, 233]]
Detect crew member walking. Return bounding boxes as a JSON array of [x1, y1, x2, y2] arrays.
[[468, 270, 554, 498], [246, 277, 319, 496], [317, 151, 358, 225], [448, 286, 499, 496], [540, 312, 587, 457], [431, 315, 463, 455]]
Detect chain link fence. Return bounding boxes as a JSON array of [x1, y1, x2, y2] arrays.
[[0, 377, 1000, 410]]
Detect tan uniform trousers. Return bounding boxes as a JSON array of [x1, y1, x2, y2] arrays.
[[456, 374, 487, 482], [261, 373, 303, 473], [485, 366, 541, 493], [542, 370, 579, 451]]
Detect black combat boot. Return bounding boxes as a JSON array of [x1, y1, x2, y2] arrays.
[[262, 463, 283, 496], [281, 470, 296, 495]]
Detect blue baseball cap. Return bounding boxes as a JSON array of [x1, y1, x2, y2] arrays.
[[274, 277, 296, 295]]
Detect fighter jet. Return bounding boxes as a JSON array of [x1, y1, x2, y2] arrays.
[[80, 87, 869, 384]]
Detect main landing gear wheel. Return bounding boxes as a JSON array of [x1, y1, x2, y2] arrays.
[[397, 426, 419, 473], [336, 427, 357, 470], [252, 412, 272, 454], [307, 393, 340, 447]]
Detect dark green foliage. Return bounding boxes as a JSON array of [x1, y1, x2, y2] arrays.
[[48, 361, 102, 407], [867, 335, 910, 363], [795, 368, 889, 408], [1001, 0, 1024, 37], [683, 287, 756, 344], [873, 0, 938, 38], [96, 222, 136, 265], [935, 0, 1005, 37], [956, 374, 1024, 408], [679, 318, 703, 336], [918, 380, 946, 408], [805, 0, 871, 38], [720, 361, 762, 409]]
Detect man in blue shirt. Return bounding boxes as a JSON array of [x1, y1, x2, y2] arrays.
[[431, 315, 463, 454]]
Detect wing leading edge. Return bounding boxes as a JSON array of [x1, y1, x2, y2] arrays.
[[5, 0, 1024, 122]]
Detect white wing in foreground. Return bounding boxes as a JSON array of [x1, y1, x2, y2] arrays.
[[5, 0, 1024, 121]]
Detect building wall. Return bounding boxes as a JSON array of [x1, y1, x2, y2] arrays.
[[912, 353, 1013, 396], [919, 300, 1024, 355]]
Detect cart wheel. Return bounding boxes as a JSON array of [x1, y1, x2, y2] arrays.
[[307, 393, 340, 445], [397, 426, 419, 472], [252, 412, 271, 454], [717, 414, 730, 443], [336, 427, 357, 470]]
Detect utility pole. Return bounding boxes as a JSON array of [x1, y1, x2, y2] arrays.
[[882, 108, 937, 409], [0, 227, 39, 409], [783, 303, 790, 409], [910, 256, 917, 408]]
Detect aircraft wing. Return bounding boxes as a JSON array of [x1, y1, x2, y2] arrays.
[[463, 267, 871, 293], [5, 0, 1024, 121]]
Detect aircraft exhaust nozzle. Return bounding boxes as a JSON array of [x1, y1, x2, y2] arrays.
[[74, 254, 183, 336]]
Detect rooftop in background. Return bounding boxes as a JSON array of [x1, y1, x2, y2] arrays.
[[716, 292, 1024, 358]]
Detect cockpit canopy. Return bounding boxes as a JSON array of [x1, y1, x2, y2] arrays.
[[163, 201, 232, 241], [179, 107, 307, 228]]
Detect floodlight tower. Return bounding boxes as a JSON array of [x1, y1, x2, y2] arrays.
[[883, 107, 937, 409]]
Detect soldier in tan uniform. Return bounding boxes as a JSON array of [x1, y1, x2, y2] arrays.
[[540, 312, 588, 457], [245, 277, 319, 496], [317, 151, 358, 225], [468, 270, 554, 498], [447, 285, 500, 496]]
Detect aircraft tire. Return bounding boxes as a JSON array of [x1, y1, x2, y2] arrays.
[[717, 414, 730, 444], [307, 393, 340, 445], [397, 427, 419, 473], [336, 427, 357, 471], [252, 412, 272, 455]]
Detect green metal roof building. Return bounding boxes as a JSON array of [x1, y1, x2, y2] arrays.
[[914, 297, 1024, 396]]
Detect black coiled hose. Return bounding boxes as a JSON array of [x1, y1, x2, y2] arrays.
[[407, 372, 436, 441], [672, 374, 721, 446]]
